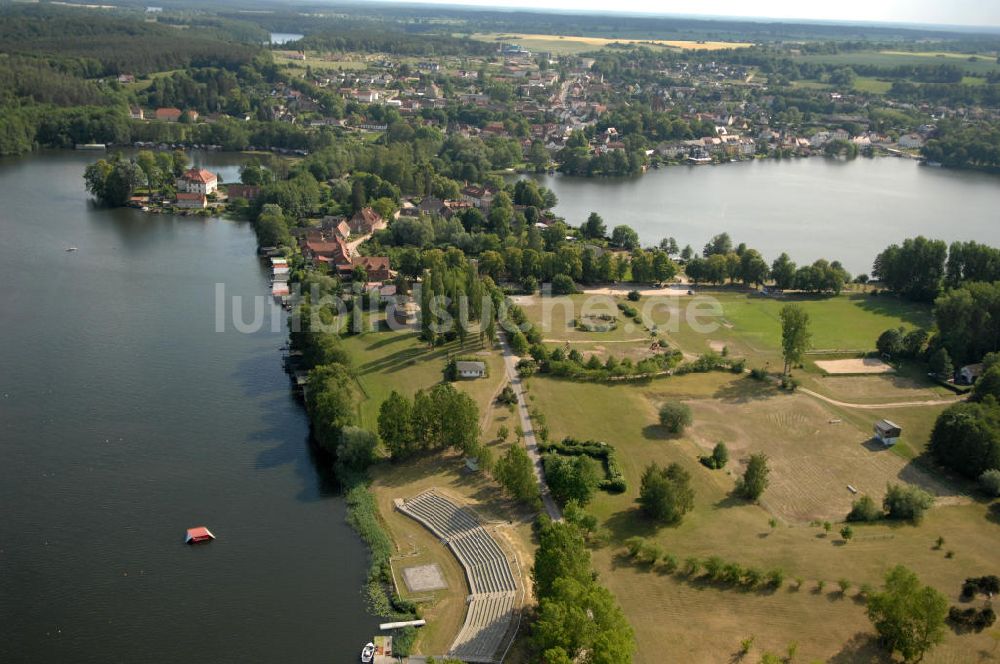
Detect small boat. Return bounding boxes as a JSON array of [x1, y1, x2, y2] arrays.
[[66, 247, 78, 252], [360, 642, 375, 663], [185, 526, 215, 544]]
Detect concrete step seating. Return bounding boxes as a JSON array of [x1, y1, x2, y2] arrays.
[[398, 490, 520, 663]]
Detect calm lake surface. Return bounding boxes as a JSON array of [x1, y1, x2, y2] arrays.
[[529, 157, 1000, 275], [0, 151, 376, 663]]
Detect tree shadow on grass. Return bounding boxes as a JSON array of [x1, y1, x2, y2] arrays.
[[850, 292, 933, 329], [713, 494, 749, 510], [602, 507, 661, 542], [641, 424, 681, 441], [712, 377, 781, 404], [362, 331, 418, 351], [826, 632, 892, 664], [987, 502, 1000, 526]]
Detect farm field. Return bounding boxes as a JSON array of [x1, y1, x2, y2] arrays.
[[468, 32, 753, 55], [794, 50, 1000, 75], [523, 371, 1000, 663]]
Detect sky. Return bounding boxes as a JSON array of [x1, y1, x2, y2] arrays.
[[390, 0, 1000, 28]]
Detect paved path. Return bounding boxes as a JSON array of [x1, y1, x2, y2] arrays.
[[498, 331, 562, 521], [798, 386, 963, 410]]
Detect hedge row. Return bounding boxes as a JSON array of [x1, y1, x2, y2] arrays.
[[539, 437, 627, 493]]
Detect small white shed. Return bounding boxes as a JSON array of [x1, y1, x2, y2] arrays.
[[456, 361, 486, 379], [874, 419, 902, 446]]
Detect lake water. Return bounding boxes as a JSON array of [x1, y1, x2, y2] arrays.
[[270, 33, 304, 45], [0, 151, 376, 663], [529, 157, 1000, 275]]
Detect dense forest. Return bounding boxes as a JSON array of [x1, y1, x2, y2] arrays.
[[0, 6, 260, 76], [294, 25, 495, 57]]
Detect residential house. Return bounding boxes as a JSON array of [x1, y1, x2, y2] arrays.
[[348, 207, 387, 236], [321, 216, 352, 239], [460, 185, 495, 211], [129, 106, 144, 120], [303, 236, 352, 267], [958, 363, 984, 385], [155, 107, 183, 122], [898, 133, 925, 149], [348, 255, 391, 282], [175, 192, 207, 209], [176, 168, 219, 195], [416, 196, 449, 217]]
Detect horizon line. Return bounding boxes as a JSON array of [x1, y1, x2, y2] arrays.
[[328, 0, 1000, 33]]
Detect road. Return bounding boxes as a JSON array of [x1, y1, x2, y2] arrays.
[[498, 331, 562, 521]]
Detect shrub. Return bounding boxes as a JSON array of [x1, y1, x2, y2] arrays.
[[661, 553, 679, 573], [626, 289, 641, 301], [749, 367, 768, 380], [847, 494, 883, 522], [961, 575, 1000, 599], [658, 400, 693, 434], [949, 606, 997, 632], [617, 302, 639, 317], [624, 536, 645, 558], [638, 462, 695, 524], [737, 453, 770, 501], [780, 375, 801, 391], [742, 567, 764, 589], [540, 438, 627, 492], [703, 556, 724, 580], [700, 442, 729, 469], [551, 274, 577, 295], [639, 541, 663, 564], [767, 568, 785, 589], [979, 469, 1000, 497], [883, 483, 934, 522]]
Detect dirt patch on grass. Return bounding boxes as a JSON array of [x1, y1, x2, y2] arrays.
[[816, 358, 894, 374]]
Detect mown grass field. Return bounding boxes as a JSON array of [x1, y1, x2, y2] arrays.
[[523, 371, 1000, 663], [520, 289, 933, 370], [469, 32, 753, 55], [853, 75, 893, 94], [339, 317, 504, 430]]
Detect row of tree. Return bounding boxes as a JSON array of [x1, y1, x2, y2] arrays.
[[531, 518, 635, 662], [377, 386, 480, 461], [875, 236, 1000, 303]]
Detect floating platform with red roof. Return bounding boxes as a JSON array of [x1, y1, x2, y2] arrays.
[[185, 527, 215, 544]]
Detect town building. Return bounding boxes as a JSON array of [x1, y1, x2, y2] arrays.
[[154, 107, 183, 122], [176, 168, 219, 195]]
